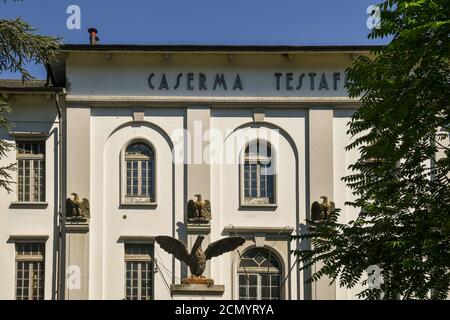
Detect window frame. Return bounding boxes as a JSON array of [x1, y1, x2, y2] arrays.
[[120, 139, 157, 207], [239, 139, 277, 208], [237, 247, 283, 300], [124, 243, 154, 300], [238, 273, 281, 300], [14, 241, 46, 300], [15, 140, 46, 203]]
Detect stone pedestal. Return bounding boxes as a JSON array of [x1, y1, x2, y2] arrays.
[[186, 223, 211, 278], [65, 222, 89, 300], [171, 283, 224, 300], [308, 108, 336, 300]]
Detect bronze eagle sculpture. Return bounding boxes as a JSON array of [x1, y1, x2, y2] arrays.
[[187, 194, 211, 222], [66, 193, 90, 219], [311, 195, 335, 221], [155, 235, 244, 277]]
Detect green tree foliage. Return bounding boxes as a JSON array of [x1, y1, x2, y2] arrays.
[[0, 18, 60, 80], [294, 0, 450, 299], [0, 16, 60, 191], [0, 102, 13, 191]]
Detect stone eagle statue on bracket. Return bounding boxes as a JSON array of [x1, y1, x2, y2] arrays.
[[156, 235, 245, 283], [66, 193, 90, 220], [311, 195, 335, 221], [187, 194, 211, 222]]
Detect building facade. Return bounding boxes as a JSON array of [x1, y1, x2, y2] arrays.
[[0, 44, 378, 300]]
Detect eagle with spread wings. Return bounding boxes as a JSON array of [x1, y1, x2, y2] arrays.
[[155, 235, 245, 277]]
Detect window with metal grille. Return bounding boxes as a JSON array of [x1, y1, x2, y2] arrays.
[[238, 248, 281, 300], [16, 141, 45, 202], [15, 243, 45, 300], [242, 140, 275, 205], [124, 142, 155, 203], [124, 244, 154, 300]]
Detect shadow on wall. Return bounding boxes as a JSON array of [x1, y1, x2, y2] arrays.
[[176, 221, 188, 279], [298, 223, 312, 300]]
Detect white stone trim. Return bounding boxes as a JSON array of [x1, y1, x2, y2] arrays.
[[66, 94, 360, 106]]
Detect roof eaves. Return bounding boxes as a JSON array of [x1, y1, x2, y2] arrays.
[[61, 44, 383, 53]]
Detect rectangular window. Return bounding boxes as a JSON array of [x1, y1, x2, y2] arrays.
[[125, 160, 154, 201], [244, 163, 258, 198], [124, 244, 154, 300], [239, 274, 258, 300], [260, 273, 280, 300], [15, 243, 45, 300], [16, 142, 45, 202], [242, 140, 275, 206], [239, 273, 280, 300], [243, 161, 275, 205]]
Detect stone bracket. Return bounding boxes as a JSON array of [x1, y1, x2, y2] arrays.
[[171, 283, 225, 297], [252, 107, 266, 122], [254, 233, 266, 247], [132, 107, 145, 122]]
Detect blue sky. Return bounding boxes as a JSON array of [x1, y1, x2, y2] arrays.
[[1, 0, 387, 79]]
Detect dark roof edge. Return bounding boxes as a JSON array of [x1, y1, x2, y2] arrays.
[[0, 87, 65, 93], [61, 44, 383, 52]]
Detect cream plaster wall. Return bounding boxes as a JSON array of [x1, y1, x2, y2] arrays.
[[66, 52, 351, 99], [209, 108, 306, 299], [0, 95, 59, 299], [333, 109, 366, 299], [89, 107, 185, 299]]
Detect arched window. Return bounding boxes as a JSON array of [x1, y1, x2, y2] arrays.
[[124, 142, 155, 203], [242, 140, 275, 205], [238, 248, 282, 300]]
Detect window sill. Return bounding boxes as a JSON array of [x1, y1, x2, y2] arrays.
[[9, 202, 49, 209], [120, 202, 158, 209], [239, 204, 278, 211]]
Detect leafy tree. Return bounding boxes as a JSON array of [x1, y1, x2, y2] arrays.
[[294, 0, 450, 299], [0, 102, 13, 191], [0, 16, 60, 191]]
